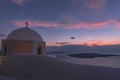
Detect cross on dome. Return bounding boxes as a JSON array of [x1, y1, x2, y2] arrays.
[[25, 21, 29, 28]]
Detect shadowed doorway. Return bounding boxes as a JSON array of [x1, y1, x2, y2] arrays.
[[4, 45, 7, 55], [38, 46, 42, 55]]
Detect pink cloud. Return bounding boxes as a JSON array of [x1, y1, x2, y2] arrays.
[[70, 40, 120, 47], [67, 21, 109, 29], [82, 0, 106, 10], [47, 40, 120, 47], [66, 20, 120, 29], [10, 20, 120, 29], [85, 40, 120, 46], [11, 0, 31, 6], [112, 20, 120, 28], [10, 20, 59, 28]]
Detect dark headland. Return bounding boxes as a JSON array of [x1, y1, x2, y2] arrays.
[[67, 53, 120, 58]]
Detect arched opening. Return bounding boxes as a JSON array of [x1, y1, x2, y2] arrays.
[[38, 46, 42, 55], [3, 45, 7, 55]]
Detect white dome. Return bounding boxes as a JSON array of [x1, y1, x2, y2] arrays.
[[7, 27, 43, 41]]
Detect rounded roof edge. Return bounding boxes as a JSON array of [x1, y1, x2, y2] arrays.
[[7, 27, 43, 41]]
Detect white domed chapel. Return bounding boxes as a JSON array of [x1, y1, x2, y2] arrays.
[[2, 24, 46, 55]]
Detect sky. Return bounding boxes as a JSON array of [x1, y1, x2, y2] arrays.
[[1, 0, 120, 47]]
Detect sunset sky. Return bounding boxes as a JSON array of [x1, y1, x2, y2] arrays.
[[1, 0, 120, 47]]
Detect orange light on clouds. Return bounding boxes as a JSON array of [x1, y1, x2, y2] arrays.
[[74, 40, 120, 47], [46, 42, 61, 47], [47, 40, 120, 47]]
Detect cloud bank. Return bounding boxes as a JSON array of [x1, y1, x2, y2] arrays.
[[11, 0, 31, 6], [10, 20, 120, 29], [10, 20, 59, 28], [82, 0, 106, 10], [0, 34, 6, 37], [72, 0, 106, 11]]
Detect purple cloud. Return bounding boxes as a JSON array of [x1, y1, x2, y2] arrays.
[[0, 34, 6, 37], [82, 0, 106, 10], [11, 0, 31, 6], [56, 42, 70, 46]]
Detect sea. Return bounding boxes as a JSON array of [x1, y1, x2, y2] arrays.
[[48, 52, 120, 68], [0, 53, 120, 68]]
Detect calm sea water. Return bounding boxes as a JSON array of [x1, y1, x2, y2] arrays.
[[1, 54, 120, 68], [50, 53, 120, 68]]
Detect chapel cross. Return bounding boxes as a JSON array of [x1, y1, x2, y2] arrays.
[[25, 21, 29, 28]]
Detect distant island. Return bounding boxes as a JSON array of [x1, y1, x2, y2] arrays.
[[67, 53, 120, 58], [47, 52, 70, 54]]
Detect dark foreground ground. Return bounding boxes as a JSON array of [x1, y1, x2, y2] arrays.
[[0, 55, 120, 80]]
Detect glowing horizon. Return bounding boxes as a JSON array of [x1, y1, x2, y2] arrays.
[[1, 0, 120, 47]]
